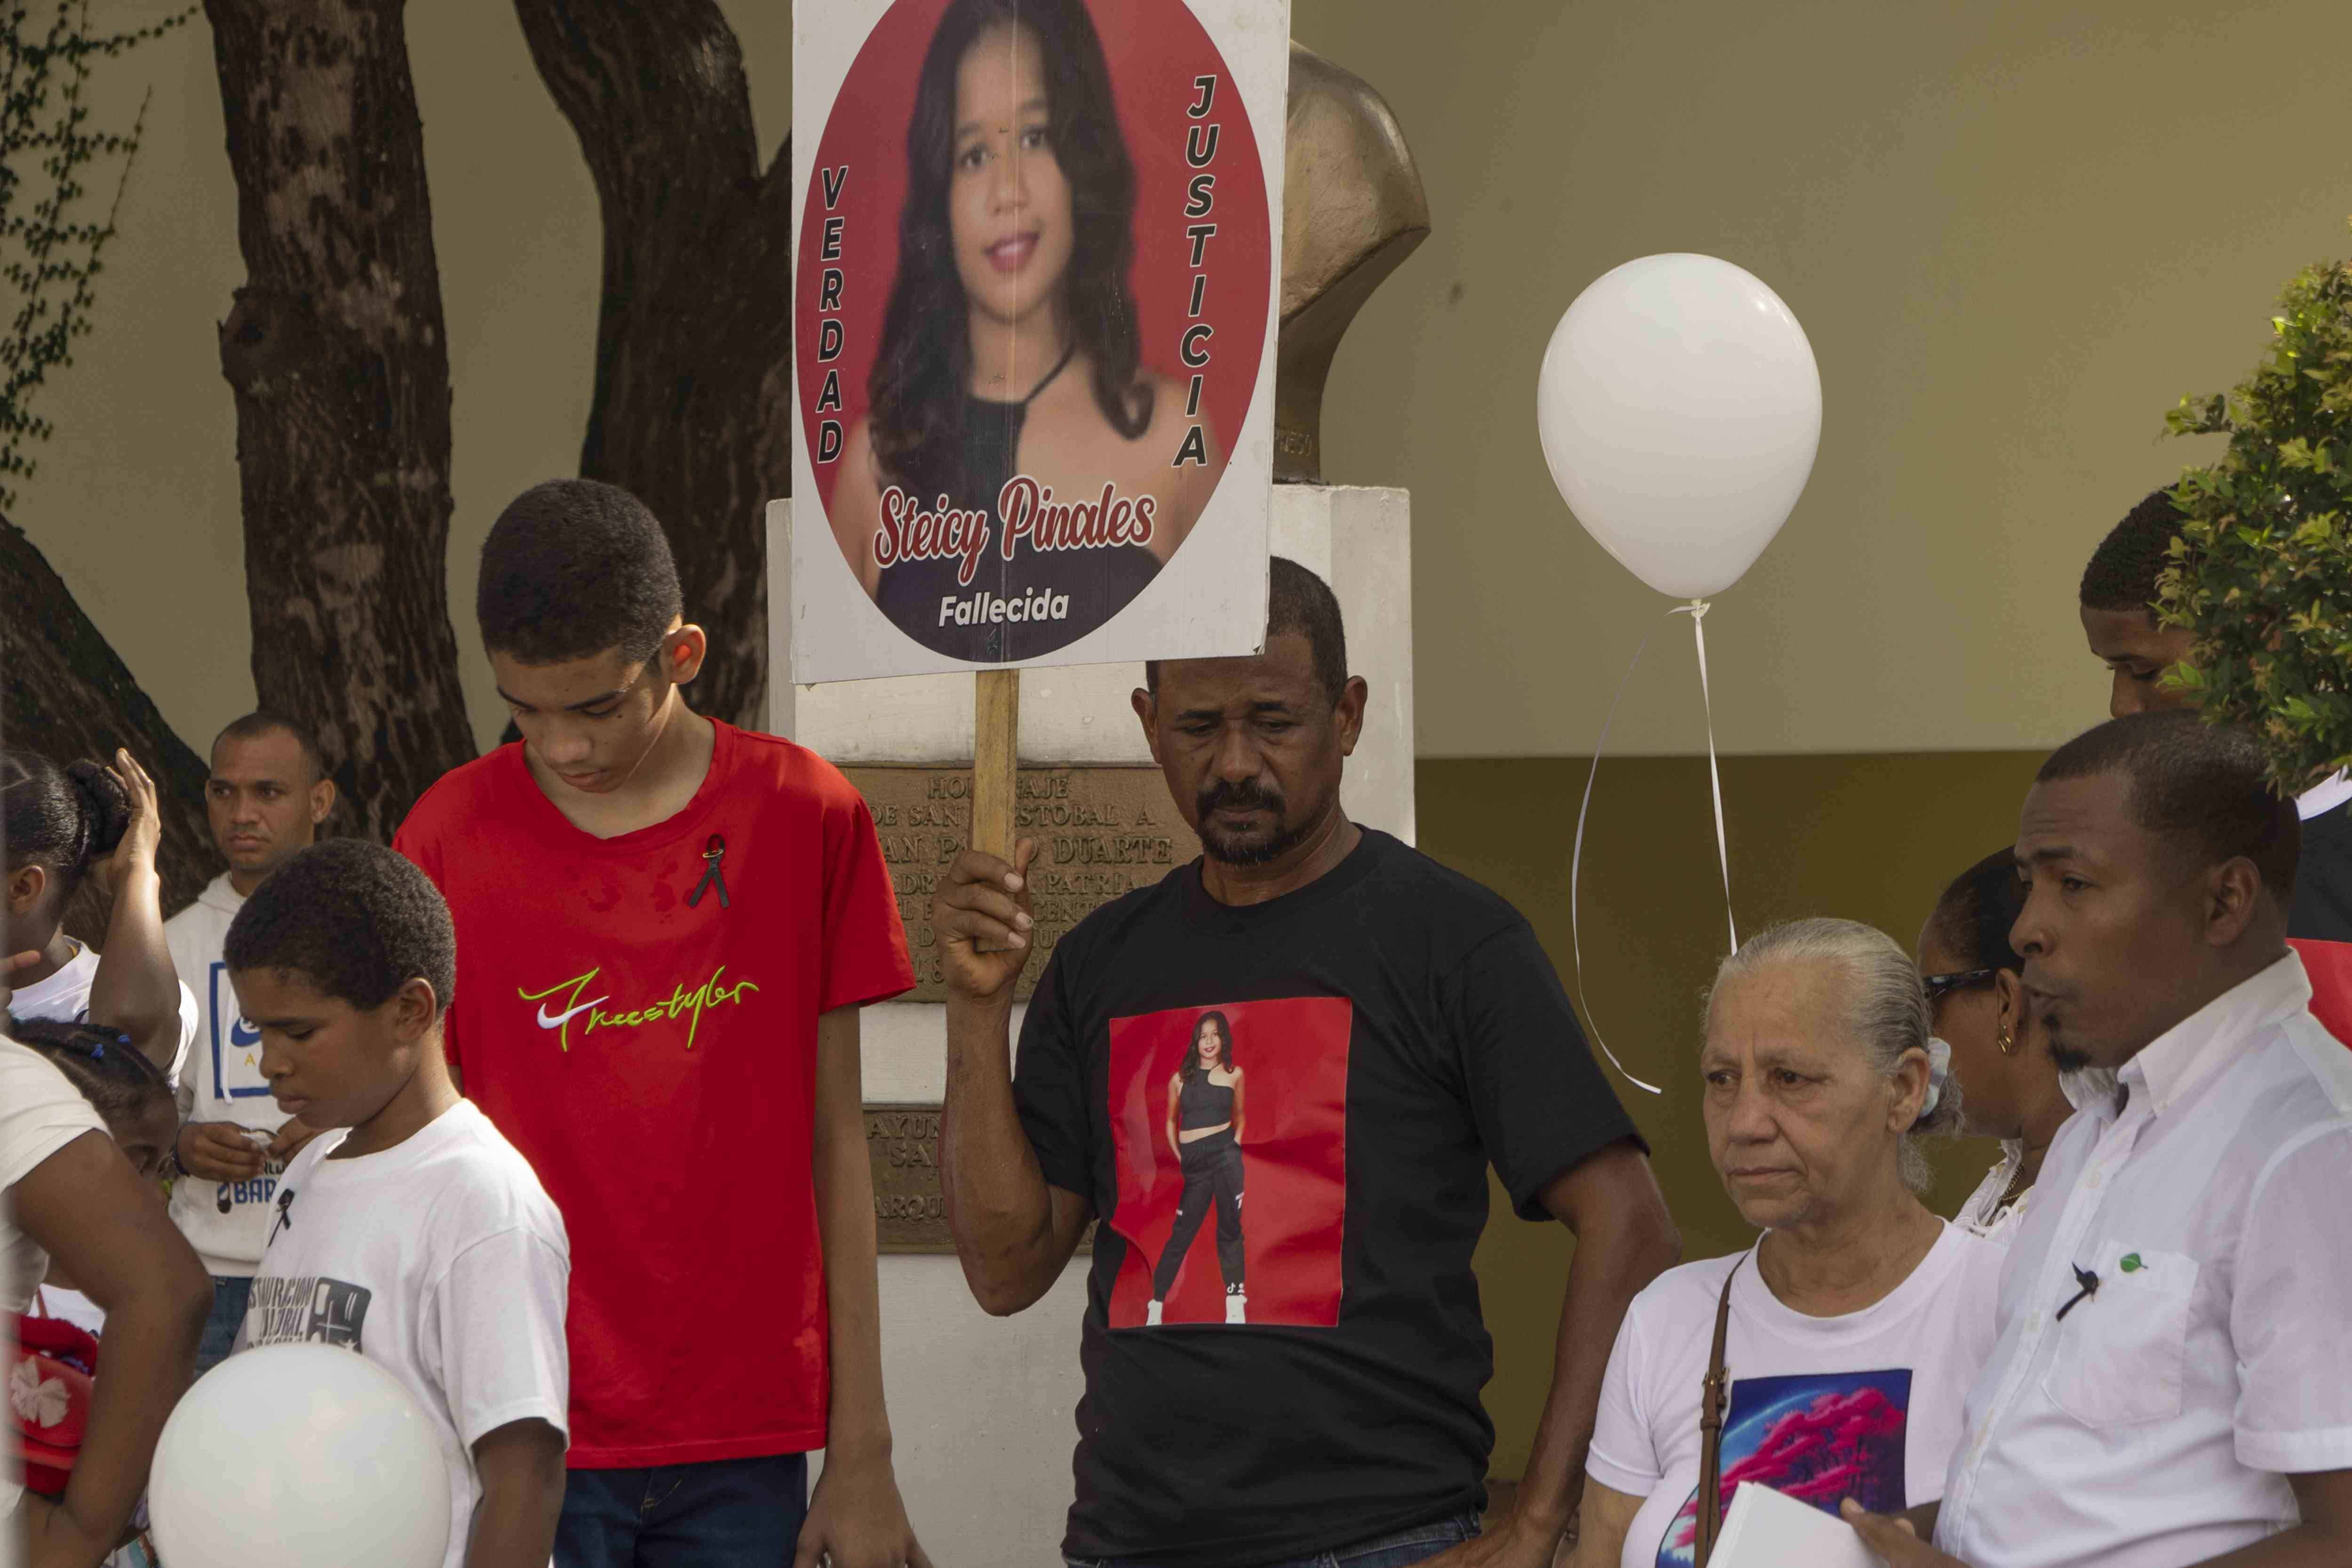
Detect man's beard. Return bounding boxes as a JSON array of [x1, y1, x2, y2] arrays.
[[2049, 1043, 2094, 1074], [1195, 780, 1311, 867]]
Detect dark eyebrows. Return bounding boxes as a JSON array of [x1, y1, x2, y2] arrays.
[[954, 97, 1051, 140], [247, 1014, 326, 1032], [1171, 700, 1301, 724], [495, 685, 628, 715]]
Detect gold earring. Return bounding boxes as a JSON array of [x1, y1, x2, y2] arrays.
[[1998, 1027, 2017, 1057]]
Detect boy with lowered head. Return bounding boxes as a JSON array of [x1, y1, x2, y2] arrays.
[[395, 480, 925, 1567], [227, 839, 569, 1568]]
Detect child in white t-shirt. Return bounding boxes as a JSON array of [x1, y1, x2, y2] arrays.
[[222, 840, 569, 1568]]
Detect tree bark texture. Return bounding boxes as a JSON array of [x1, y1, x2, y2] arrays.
[[514, 0, 788, 729], [1, 514, 215, 925], [205, 0, 475, 841]]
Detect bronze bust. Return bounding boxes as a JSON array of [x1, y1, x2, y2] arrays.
[[1274, 43, 1430, 484]]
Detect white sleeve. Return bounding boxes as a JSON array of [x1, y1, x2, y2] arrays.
[[0, 1046, 107, 1191], [435, 1225, 571, 1451], [167, 981, 200, 1091], [1585, 1292, 1663, 1498], [2233, 1122, 2352, 1472]]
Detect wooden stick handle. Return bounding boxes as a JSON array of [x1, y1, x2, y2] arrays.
[[972, 668, 1021, 860]]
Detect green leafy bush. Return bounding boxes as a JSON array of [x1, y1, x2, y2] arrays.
[[2160, 220, 2352, 792]]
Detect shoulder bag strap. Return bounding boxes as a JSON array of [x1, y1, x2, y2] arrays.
[[1693, 1254, 1747, 1568]]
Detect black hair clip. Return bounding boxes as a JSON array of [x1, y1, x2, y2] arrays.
[[688, 834, 731, 910]]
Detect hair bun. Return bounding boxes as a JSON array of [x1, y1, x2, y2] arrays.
[[63, 759, 133, 862]]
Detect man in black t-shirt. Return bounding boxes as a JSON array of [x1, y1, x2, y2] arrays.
[[934, 559, 1679, 1568]]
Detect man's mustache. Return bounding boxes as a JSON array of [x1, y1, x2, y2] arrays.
[[1197, 780, 1285, 819]]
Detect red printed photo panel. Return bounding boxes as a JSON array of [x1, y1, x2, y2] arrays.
[[1104, 996, 1351, 1329]]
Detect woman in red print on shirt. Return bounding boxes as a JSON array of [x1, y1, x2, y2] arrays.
[[1148, 1010, 1247, 1326]]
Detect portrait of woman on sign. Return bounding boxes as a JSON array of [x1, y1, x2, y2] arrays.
[[796, 0, 1273, 665]]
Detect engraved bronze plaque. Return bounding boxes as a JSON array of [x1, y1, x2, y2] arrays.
[[866, 1102, 1095, 1255], [868, 1103, 952, 1252], [846, 765, 1201, 1003]]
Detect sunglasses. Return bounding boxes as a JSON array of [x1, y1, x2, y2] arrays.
[[1922, 967, 2000, 1003]]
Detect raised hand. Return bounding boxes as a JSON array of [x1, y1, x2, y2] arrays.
[[95, 749, 162, 899], [931, 840, 1038, 1004]]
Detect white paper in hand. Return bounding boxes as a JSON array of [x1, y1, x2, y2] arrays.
[[1709, 1481, 1885, 1568]]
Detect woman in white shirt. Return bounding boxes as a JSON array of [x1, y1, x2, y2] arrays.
[[3, 1035, 209, 1568], [1917, 849, 2074, 1246], [1573, 919, 2004, 1568]]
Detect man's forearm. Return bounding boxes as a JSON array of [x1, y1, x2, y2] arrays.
[[1518, 1173, 1679, 1533], [939, 994, 1063, 1313]]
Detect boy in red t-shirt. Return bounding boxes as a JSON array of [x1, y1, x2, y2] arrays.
[[395, 479, 929, 1568]]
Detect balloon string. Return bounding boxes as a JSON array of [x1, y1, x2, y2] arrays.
[[1685, 600, 1739, 954], [1569, 601, 1744, 1098], [1569, 610, 1677, 1097]]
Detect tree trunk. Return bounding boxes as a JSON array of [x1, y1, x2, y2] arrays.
[[204, 0, 475, 840], [513, 0, 788, 729], [1, 514, 215, 925]]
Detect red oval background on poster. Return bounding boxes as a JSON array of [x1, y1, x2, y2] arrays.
[[795, 0, 1273, 662]]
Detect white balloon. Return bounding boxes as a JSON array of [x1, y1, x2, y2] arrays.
[[1536, 254, 1822, 599], [151, 1344, 451, 1568]]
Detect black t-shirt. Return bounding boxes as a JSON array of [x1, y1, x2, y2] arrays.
[[1014, 828, 1642, 1566]]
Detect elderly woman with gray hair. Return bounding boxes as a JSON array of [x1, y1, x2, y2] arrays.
[[1571, 919, 2004, 1568]]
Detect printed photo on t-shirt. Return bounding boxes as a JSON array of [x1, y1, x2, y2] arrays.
[[1104, 997, 1351, 1329], [1656, 1369, 1912, 1567]]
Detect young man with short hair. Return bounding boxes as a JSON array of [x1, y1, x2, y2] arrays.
[[2078, 488, 2198, 720], [2077, 489, 2352, 1039], [227, 838, 569, 1568], [395, 479, 928, 1568], [1848, 711, 2352, 1568], [934, 559, 1678, 1568], [162, 710, 338, 1374]]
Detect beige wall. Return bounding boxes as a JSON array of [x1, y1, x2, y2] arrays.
[[1299, 0, 2352, 756], [19, 0, 2352, 763]]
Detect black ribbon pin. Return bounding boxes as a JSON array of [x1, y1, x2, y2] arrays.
[[689, 833, 731, 909], [2055, 1262, 2100, 1321]]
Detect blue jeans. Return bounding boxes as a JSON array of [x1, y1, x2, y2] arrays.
[[1068, 1511, 1480, 1568], [195, 1275, 252, 1378], [557, 1455, 809, 1568]]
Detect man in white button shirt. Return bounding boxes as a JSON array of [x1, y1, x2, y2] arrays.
[[1847, 710, 2352, 1568]]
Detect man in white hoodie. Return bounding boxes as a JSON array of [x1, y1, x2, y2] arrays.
[[160, 710, 336, 1373]]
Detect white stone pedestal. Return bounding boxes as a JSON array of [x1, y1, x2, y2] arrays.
[[764, 486, 1411, 1563]]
